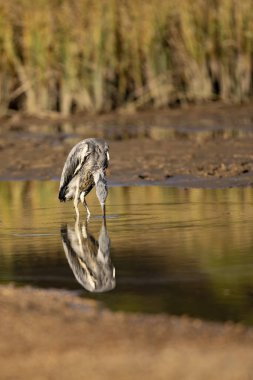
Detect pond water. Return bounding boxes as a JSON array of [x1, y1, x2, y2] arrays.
[[1, 181, 253, 325]]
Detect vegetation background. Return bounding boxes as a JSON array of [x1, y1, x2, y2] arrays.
[[0, 0, 252, 116]]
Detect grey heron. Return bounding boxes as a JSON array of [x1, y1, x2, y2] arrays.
[[58, 138, 109, 218]]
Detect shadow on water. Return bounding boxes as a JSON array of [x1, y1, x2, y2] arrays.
[[1, 181, 253, 325]]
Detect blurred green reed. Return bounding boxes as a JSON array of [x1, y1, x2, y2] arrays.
[[0, 0, 252, 115]]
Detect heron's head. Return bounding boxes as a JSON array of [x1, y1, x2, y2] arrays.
[[93, 171, 108, 209]]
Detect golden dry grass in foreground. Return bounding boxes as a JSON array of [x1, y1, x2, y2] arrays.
[[0, 0, 252, 115]]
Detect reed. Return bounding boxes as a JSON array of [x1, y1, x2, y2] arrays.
[[0, 0, 252, 115]]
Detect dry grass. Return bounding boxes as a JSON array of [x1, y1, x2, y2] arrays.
[[0, 0, 252, 115]]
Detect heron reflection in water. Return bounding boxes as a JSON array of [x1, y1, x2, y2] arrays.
[[61, 218, 115, 293]]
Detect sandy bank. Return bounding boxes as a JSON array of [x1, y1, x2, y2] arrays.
[[1, 285, 253, 380]]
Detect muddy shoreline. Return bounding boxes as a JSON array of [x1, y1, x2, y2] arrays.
[[1, 103, 253, 188], [1, 104, 253, 379]]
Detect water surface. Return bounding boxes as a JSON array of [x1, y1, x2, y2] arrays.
[[1, 181, 253, 324]]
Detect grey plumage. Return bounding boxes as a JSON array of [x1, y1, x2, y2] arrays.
[[59, 138, 109, 217]]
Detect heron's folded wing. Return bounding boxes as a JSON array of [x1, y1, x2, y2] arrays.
[[59, 141, 90, 190]]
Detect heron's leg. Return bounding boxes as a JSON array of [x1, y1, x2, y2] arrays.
[[83, 199, 91, 221], [80, 192, 91, 220], [74, 187, 80, 222], [81, 222, 88, 239]]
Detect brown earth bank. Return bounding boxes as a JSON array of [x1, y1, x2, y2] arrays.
[[1, 104, 253, 380], [0, 103, 253, 187], [1, 285, 253, 380]]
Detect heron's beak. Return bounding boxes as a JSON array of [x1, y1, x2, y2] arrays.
[[102, 204, 106, 218]]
